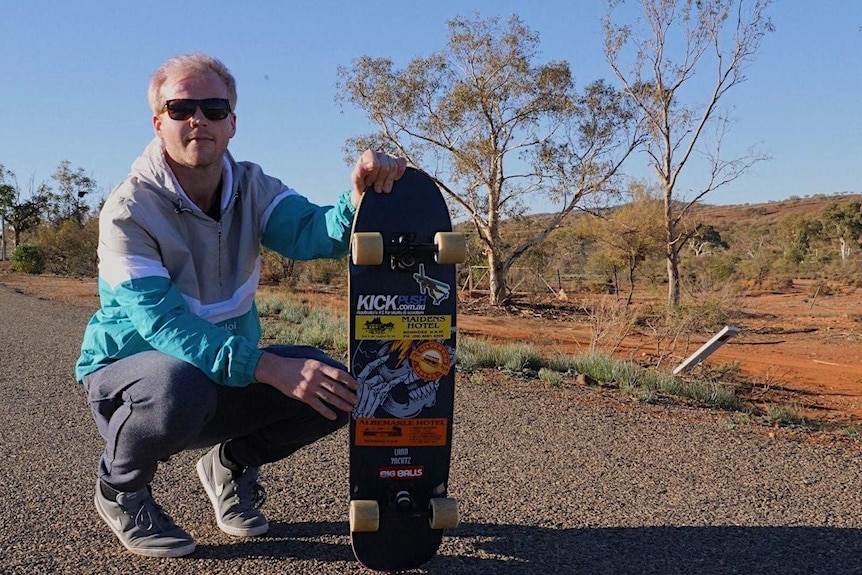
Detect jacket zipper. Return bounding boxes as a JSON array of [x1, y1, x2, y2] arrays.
[[217, 219, 223, 297]]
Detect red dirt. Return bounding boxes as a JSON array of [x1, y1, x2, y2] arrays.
[[457, 284, 862, 429], [3, 265, 861, 429]]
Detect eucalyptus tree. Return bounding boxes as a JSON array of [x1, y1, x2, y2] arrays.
[[339, 14, 642, 305], [0, 165, 49, 249], [604, 0, 774, 306], [49, 160, 95, 227]]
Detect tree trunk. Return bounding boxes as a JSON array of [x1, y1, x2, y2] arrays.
[[665, 193, 681, 308], [667, 248, 681, 307], [487, 251, 507, 306]]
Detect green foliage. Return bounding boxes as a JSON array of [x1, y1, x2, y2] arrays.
[[48, 160, 96, 227], [766, 403, 809, 428], [0, 165, 50, 244], [35, 218, 99, 276], [457, 338, 498, 370], [570, 351, 618, 382], [457, 338, 543, 372], [260, 248, 296, 285], [0, 164, 15, 210], [257, 294, 347, 355], [259, 247, 345, 288], [10, 243, 45, 274], [689, 223, 729, 255], [457, 339, 747, 414], [538, 367, 564, 387]]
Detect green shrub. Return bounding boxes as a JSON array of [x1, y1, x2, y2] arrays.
[[257, 293, 347, 355], [498, 342, 543, 372], [538, 368, 564, 387], [11, 244, 46, 274], [35, 219, 98, 276], [457, 338, 498, 370]]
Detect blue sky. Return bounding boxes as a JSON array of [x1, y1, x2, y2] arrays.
[[1, 0, 859, 211]]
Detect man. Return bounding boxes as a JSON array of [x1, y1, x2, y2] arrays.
[[75, 53, 406, 557]]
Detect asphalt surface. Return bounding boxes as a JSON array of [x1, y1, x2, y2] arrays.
[[2, 284, 862, 574]]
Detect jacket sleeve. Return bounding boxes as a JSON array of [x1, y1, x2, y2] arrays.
[[261, 190, 356, 260], [97, 204, 263, 387], [110, 275, 264, 387]]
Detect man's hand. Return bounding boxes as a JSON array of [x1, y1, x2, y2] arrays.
[[254, 352, 358, 420], [350, 150, 408, 208]]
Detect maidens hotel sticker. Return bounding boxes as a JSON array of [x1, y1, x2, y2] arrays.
[[356, 315, 452, 340]]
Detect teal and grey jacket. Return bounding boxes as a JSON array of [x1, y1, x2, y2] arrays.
[[75, 138, 355, 387]]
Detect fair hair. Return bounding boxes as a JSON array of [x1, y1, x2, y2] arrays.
[[147, 53, 237, 115]]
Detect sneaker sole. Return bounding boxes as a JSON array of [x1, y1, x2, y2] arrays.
[[196, 458, 269, 537], [94, 491, 196, 558]]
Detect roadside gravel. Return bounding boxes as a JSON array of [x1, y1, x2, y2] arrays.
[[2, 285, 862, 574]]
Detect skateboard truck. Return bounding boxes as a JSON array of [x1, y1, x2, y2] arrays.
[[394, 490, 414, 512], [389, 233, 434, 272], [350, 495, 459, 533], [351, 231, 467, 270]]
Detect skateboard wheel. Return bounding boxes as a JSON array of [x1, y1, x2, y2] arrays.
[[428, 497, 459, 530], [434, 232, 466, 265], [349, 500, 380, 533], [352, 232, 384, 266]]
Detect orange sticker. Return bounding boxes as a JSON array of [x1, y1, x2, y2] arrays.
[[410, 342, 451, 381], [355, 418, 448, 447]]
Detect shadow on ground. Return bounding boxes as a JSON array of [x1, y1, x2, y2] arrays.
[[188, 521, 862, 574]]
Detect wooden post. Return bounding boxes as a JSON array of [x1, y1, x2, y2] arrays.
[[673, 326, 741, 375]]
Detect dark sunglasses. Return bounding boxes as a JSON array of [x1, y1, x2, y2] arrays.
[[161, 98, 232, 121]]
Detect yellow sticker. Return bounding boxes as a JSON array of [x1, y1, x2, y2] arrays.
[[355, 315, 451, 340]]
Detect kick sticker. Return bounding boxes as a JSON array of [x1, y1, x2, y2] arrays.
[[355, 417, 448, 447]]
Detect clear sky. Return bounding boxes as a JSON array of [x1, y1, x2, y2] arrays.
[[1, 0, 859, 211]]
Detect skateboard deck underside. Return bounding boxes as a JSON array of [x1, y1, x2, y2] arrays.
[[348, 168, 458, 571]]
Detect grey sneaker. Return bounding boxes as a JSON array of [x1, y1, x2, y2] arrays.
[[196, 445, 269, 536], [93, 479, 196, 558]]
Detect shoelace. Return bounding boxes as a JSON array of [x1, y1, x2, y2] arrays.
[[234, 468, 267, 510]]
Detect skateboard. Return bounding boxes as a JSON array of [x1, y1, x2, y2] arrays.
[[347, 167, 465, 571]]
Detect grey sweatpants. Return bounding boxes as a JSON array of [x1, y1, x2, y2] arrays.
[[82, 345, 349, 492]]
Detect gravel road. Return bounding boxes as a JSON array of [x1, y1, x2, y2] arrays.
[[2, 285, 862, 574]]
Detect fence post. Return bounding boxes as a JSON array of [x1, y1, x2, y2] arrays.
[[673, 326, 741, 375]]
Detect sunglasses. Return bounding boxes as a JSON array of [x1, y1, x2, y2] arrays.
[[161, 98, 232, 121]]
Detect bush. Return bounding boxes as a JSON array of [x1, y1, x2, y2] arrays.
[[35, 219, 98, 276], [10, 244, 46, 274]]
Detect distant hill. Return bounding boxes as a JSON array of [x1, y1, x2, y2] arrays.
[[693, 193, 862, 225], [521, 192, 862, 229], [451, 192, 862, 247]]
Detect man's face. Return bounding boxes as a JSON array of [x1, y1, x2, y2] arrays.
[[153, 70, 236, 171]]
